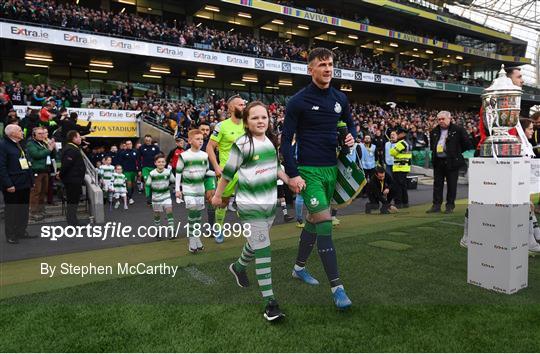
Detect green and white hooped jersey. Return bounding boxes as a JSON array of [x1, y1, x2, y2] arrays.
[[98, 165, 115, 181], [223, 135, 279, 220], [112, 172, 127, 193], [176, 150, 209, 197], [146, 168, 175, 203]]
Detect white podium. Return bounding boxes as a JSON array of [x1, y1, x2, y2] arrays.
[[467, 158, 530, 294]]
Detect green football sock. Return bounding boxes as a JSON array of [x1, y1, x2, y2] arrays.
[[234, 242, 255, 272], [254, 246, 274, 304]]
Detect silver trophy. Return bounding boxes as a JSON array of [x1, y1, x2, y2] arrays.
[[479, 65, 523, 157]]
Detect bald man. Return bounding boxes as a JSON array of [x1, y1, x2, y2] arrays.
[[0, 124, 34, 244]]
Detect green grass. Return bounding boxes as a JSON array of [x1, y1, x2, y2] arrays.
[[1, 203, 540, 352]]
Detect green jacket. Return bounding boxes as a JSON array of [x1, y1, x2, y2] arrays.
[[27, 139, 55, 173]]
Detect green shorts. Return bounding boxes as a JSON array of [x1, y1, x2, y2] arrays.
[[123, 171, 137, 185], [222, 173, 238, 198], [298, 165, 337, 214]]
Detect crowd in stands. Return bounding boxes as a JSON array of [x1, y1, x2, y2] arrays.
[[0, 79, 481, 149], [0, 0, 483, 86], [0, 80, 83, 109]]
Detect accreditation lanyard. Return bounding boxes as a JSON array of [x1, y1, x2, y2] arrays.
[[17, 143, 30, 170], [36, 139, 52, 165]]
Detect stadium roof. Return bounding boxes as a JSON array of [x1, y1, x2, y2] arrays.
[[446, 0, 539, 87]]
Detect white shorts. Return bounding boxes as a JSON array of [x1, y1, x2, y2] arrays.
[[244, 216, 275, 250], [102, 180, 113, 192], [113, 192, 127, 199], [184, 195, 205, 211], [152, 200, 173, 212]]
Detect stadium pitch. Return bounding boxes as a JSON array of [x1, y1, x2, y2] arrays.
[[1, 201, 539, 352]]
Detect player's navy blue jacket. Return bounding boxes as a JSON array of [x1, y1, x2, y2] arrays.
[[280, 82, 357, 178], [117, 148, 139, 172], [138, 144, 161, 169]]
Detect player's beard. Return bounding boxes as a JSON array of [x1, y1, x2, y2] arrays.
[[234, 108, 243, 119]]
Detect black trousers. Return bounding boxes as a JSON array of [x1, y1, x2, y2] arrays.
[[433, 160, 459, 209], [366, 192, 391, 213], [64, 183, 82, 226], [3, 188, 30, 240], [393, 172, 409, 206]]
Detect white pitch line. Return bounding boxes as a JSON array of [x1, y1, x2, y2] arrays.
[[184, 266, 216, 285], [439, 221, 464, 226]]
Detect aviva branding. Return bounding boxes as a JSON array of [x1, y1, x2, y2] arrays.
[[11, 26, 49, 39], [302, 12, 337, 24]]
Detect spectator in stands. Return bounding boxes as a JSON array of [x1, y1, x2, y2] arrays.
[[71, 85, 83, 108], [0, 0, 484, 87], [0, 124, 34, 243], [59, 112, 93, 142], [384, 130, 397, 177], [0, 86, 13, 137], [60, 130, 87, 226], [167, 137, 185, 172], [27, 126, 56, 222], [427, 111, 472, 214], [9, 85, 25, 105], [110, 90, 122, 106], [372, 129, 385, 165], [360, 135, 376, 181], [412, 126, 428, 150]]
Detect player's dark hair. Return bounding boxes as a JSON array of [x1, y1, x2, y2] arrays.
[[505, 66, 521, 77], [154, 152, 166, 162], [308, 47, 334, 64], [227, 94, 242, 105], [375, 166, 386, 175], [530, 111, 540, 121], [66, 130, 80, 143], [520, 118, 533, 130], [241, 101, 278, 161]]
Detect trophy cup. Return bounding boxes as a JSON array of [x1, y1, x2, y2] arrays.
[[479, 64, 523, 157]]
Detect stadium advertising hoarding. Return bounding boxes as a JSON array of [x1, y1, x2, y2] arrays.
[[14, 106, 140, 138], [2, 22, 537, 101], [220, 0, 530, 64]]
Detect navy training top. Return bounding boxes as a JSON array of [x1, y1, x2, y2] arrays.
[[280, 82, 356, 178], [138, 144, 161, 169], [117, 149, 139, 172]]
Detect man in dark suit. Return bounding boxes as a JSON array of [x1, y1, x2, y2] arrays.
[[60, 130, 86, 226], [365, 166, 396, 214], [427, 111, 472, 214], [0, 124, 34, 243]]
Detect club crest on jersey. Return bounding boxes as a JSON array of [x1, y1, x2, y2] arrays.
[[334, 102, 342, 114], [253, 155, 259, 160], [310, 197, 319, 207], [257, 231, 267, 242]]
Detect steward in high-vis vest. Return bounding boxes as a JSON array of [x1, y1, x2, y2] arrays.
[[390, 127, 411, 208]]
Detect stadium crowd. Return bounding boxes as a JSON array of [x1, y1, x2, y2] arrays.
[[0, 0, 482, 86], [0, 79, 481, 148]]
